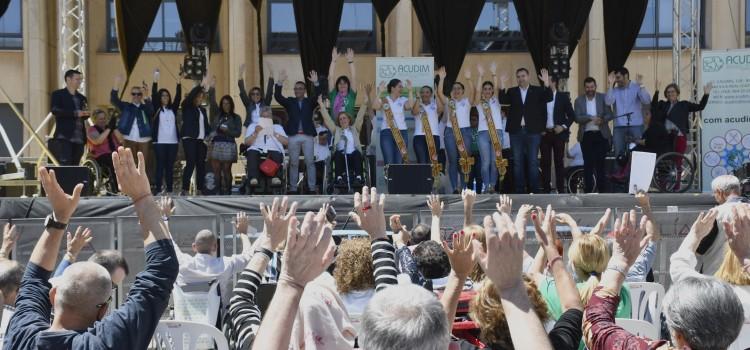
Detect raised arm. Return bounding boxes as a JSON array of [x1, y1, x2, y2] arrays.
[[110, 75, 127, 110], [436, 67, 449, 106], [464, 69, 475, 105], [405, 80, 415, 110], [273, 70, 289, 107], [427, 194, 444, 242], [317, 95, 337, 132], [351, 187, 398, 291], [670, 209, 718, 283], [238, 64, 251, 107], [151, 69, 160, 110], [0, 223, 18, 260], [462, 189, 476, 227], [52, 226, 92, 277], [604, 72, 616, 106], [353, 83, 370, 132], [689, 83, 712, 112], [172, 75, 183, 110], [475, 64, 484, 105], [440, 232, 473, 326], [346, 48, 357, 92], [371, 81, 385, 111], [328, 47, 339, 91]]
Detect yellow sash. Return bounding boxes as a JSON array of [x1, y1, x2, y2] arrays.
[[480, 100, 508, 178], [448, 99, 474, 184], [418, 104, 442, 180], [383, 98, 409, 164]]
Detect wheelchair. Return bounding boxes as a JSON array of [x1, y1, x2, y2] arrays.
[[238, 146, 287, 195], [565, 166, 596, 194], [323, 146, 371, 195], [82, 155, 116, 196]]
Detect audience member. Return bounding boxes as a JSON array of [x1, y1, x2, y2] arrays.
[[49, 69, 89, 166], [0, 223, 23, 346], [4, 148, 177, 349], [150, 68, 182, 195], [333, 238, 375, 315], [52, 227, 129, 286], [112, 75, 154, 167], [87, 110, 120, 193], [698, 175, 748, 275]]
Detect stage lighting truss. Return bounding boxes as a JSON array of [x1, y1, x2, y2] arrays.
[[58, 0, 87, 95], [183, 23, 211, 81]]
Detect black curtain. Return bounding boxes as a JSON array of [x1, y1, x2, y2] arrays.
[[175, 0, 223, 53], [292, 0, 345, 89], [413, 0, 485, 94], [514, 0, 593, 75], [0, 0, 10, 19], [372, 0, 400, 57], [250, 0, 264, 87], [114, 0, 163, 76], [603, 0, 648, 72]]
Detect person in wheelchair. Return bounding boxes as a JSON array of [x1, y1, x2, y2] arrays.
[[317, 88, 369, 186], [244, 106, 288, 187], [86, 109, 120, 193], [611, 109, 671, 183]]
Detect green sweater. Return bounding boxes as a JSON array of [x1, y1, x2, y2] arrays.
[[329, 89, 358, 119]]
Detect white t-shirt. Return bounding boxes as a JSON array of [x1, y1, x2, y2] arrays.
[[445, 97, 470, 129], [567, 143, 584, 167], [520, 86, 529, 126], [546, 91, 557, 129], [476, 97, 503, 132], [379, 96, 409, 131], [414, 101, 440, 136], [245, 122, 287, 153], [585, 96, 600, 132], [251, 103, 261, 125], [198, 109, 206, 140], [156, 109, 178, 144], [125, 104, 151, 142], [337, 128, 356, 154]]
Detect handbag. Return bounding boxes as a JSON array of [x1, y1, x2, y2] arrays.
[[260, 158, 281, 177]]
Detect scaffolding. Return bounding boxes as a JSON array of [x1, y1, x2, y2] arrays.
[[58, 0, 87, 94], [672, 0, 702, 190]]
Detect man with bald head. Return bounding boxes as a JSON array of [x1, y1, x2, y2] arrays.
[[4, 148, 177, 349]]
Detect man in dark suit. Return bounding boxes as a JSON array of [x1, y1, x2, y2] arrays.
[[274, 69, 321, 194], [49, 69, 89, 165], [540, 75, 575, 193], [179, 76, 212, 195], [499, 67, 552, 193], [574, 77, 614, 193]]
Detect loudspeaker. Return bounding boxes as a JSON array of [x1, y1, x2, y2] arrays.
[[42, 166, 92, 197], [384, 164, 433, 194]]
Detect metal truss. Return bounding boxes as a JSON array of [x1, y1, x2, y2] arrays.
[[58, 0, 87, 94]]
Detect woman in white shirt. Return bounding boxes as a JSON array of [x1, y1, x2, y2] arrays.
[[244, 106, 288, 187], [150, 68, 182, 194], [410, 86, 443, 164], [317, 86, 369, 185], [474, 63, 504, 194], [436, 67, 474, 193], [371, 79, 414, 165]]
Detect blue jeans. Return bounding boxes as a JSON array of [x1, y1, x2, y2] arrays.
[[413, 135, 440, 164], [153, 143, 178, 193], [509, 128, 542, 193], [380, 129, 409, 165], [612, 125, 644, 157], [478, 130, 503, 193], [444, 127, 473, 191]]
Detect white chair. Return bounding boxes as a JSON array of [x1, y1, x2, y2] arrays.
[[172, 281, 221, 326], [616, 318, 659, 340], [728, 322, 750, 350], [626, 282, 665, 330], [152, 320, 229, 350]]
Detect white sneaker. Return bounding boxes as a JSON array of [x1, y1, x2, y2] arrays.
[[249, 178, 259, 186], [271, 177, 281, 186]]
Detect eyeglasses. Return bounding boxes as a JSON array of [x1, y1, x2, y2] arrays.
[[96, 294, 113, 309], [131, 92, 143, 96]]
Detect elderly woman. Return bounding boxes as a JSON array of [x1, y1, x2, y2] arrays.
[[333, 238, 375, 315], [583, 209, 746, 350], [244, 106, 288, 187]]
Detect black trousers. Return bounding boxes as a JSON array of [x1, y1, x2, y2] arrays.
[[182, 138, 207, 192], [246, 149, 283, 180], [48, 139, 84, 166], [333, 150, 363, 179], [540, 132, 566, 193], [581, 131, 609, 193]]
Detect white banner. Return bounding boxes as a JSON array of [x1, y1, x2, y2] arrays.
[[371, 57, 436, 188], [700, 49, 750, 191]]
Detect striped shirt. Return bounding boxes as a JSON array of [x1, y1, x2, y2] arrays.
[[223, 269, 263, 350], [370, 238, 398, 291]]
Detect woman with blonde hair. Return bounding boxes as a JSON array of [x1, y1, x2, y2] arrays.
[[333, 238, 376, 315]]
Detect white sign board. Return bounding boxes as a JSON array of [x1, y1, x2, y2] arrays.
[[629, 151, 656, 194], [700, 49, 750, 191], [371, 57, 436, 188]]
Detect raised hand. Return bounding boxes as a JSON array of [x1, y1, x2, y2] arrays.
[[158, 196, 174, 219], [462, 189, 476, 207], [278, 70, 288, 84], [66, 226, 93, 261], [554, 211, 582, 241], [377, 81, 386, 95], [0, 223, 18, 259], [389, 214, 407, 233], [260, 196, 299, 250], [346, 48, 355, 62], [635, 73, 644, 86], [704, 82, 713, 95], [235, 211, 249, 235], [688, 208, 719, 241], [499, 72, 509, 88], [405, 79, 413, 91], [437, 66, 447, 79], [281, 209, 335, 288], [239, 63, 246, 77], [350, 186, 386, 240], [331, 46, 339, 61], [317, 94, 324, 106], [114, 74, 123, 89], [538, 68, 550, 85], [464, 69, 472, 80], [489, 62, 497, 75], [611, 210, 651, 269], [725, 205, 750, 262], [111, 147, 151, 200], [442, 231, 474, 278], [476, 64, 485, 77], [532, 205, 559, 258], [589, 208, 612, 236], [38, 167, 83, 224], [153, 68, 160, 83], [473, 212, 525, 291], [364, 83, 373, 96], [427, 194, 444, 218], [497, 195, 512, 215], [607, 71, 616, 86], [307, 70, 319, 84], [210, 75, 217, 88], [634, 190, 651, 212]]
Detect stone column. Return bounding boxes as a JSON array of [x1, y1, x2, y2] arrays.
[[23, 0, 51, 158]]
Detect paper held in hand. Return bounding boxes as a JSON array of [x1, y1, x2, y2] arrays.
[[258, 118, 274, 138], [629, 151, 656, 194]]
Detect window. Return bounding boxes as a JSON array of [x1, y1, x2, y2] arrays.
[[0, 0, 22, 50], [0, 104, 24, 158], [107, 0, 185, 52], [635, 0, 701, 49], [469, 0, 526, 52], [267, 0, 377, 54]]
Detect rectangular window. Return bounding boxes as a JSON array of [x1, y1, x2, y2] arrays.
[[106, 0, 218, 53], [635, 0, 701, 49], [267, 0, 377, 54], [469, 0, 526, 52], [0, 0, 22, 50]]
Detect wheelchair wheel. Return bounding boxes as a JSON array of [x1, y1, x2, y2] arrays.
[[81, 158, 103, 195], [565, 167, 595, 194], [652, 152, 695, 193]]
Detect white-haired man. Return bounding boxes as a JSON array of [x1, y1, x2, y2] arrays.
[[697, 175, 748, 275], [4, 148, 177, 349]]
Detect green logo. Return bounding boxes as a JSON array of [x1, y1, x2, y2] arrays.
[[379, 65, 398, 79], [703, 56, 724, 72]]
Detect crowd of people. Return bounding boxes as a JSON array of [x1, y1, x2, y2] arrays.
[[46, 49, 713, 196], [0, 145, 748, 349]]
